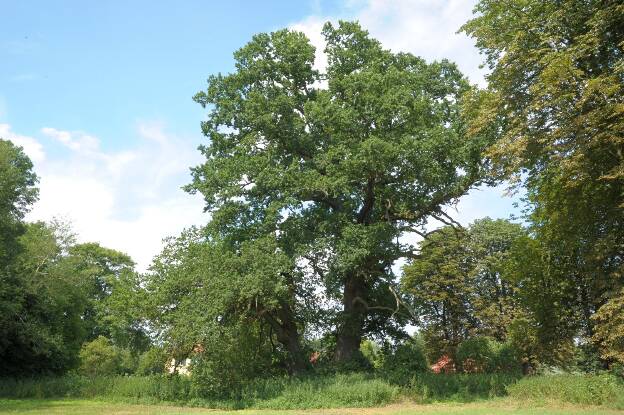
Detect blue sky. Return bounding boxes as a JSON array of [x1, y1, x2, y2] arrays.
[[1, 0, 520, 269]]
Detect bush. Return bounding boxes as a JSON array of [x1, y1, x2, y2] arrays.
[[574, 341, 604, 373], [79, 336, 123, 376], [507, 373, 624, 408], [456, 336, 500, 373], [381, 338, 429, 385], [360, 340, 383, 369], [493, 342, 522, 373], [136, 347, 167, 375]]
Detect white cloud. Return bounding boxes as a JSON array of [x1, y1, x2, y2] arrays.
[[290, 0, 486, 85], [41, 127, 100, 152], [1, 122, 206, 271], [0, 123, 46, 162], [290, 16, 331, 72]]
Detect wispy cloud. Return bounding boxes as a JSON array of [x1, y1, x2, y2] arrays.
[[4, 122, 205, 270], [0, 123, 45, 162], [9, 73, 39, 82]]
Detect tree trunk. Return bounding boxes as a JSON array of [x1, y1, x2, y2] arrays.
[[264, 302, 309, 374], [334, 274, 367, 363]]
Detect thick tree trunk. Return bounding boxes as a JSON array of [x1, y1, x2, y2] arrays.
[[264, 302, 309, 374], [334, 274, 367, 363]]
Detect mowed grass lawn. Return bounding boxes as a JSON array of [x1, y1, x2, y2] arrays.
[[1, 400, 623, 415]]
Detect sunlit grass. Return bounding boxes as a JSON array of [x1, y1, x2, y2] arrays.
[[1, 399, 623, 415]]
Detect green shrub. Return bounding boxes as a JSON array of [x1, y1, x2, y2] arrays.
[[574, 342, 604, 373], [507, 373, 624, 408], [492, 341, 522, 373], [456, 336, 499, 373], [381, 339, 429, 385], [610, 363, 624, 379], [136, 347, 167, 375], [360, 340, 383, 369], [79, 336, 123, 376]]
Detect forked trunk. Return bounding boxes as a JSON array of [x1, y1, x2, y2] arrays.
[[264, 301, 309, 374]]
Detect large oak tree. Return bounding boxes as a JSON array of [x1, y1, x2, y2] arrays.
[[188, 21, 490, 363]]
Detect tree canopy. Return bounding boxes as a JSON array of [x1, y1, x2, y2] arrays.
[[462, 0, 624, 352], [187, 21, 490, 364]]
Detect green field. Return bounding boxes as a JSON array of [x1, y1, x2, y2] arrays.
[[1, 399, 623, 415]]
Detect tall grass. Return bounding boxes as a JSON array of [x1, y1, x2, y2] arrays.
[[407, 372, 521, 402], [0, 373, 399, 409], [2, 372, 622, 409], [0, 375, 191, 402], [507, 373, 624, 408]]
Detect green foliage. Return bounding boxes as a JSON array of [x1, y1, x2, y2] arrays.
[[452, 336, 522, 375], [507, 374, 624, 408], [0, 375, 191, 402], [0, 139, 38, 214], [245, 374, 399, 409], [190, 323, 278, 399], [136, 347, 167, 376], [63, 242, 147, 352], [592, 288, 624, 364], [148, 230, 305, 379], [0, 374, 399, 409], [402, 227, 473, 358], [402, 218, 526, 361], [8, 373, 621, 409], [360, 340, 383, 369], [79, 337, 124, 377], [381, 339, 429, 386], [493, 342, 522, 374], [407, 372, 520, 402], [463, 0, 624, 352], [188, 20, 489, 363], [456, 337, 504, 374], [506, 239, 577, 366], [1, 221, 88, 375]]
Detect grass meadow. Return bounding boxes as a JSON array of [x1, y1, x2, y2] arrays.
[[0, 373, 623, 414]]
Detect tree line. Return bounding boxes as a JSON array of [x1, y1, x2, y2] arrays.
[[1, 0, 622, 390]]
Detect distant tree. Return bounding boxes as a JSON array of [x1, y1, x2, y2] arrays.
[[468, 219, 526, 340], [402, 227, 475, 359], [0, 221, 87, 375], [79, 336, 123, 377], [188, 21, 491, 364], [0, 139, 38, 221], [60, 243, 147, 352], [401, 218, 525, 359], [0, 139, 38, 286], [136, 346, 168, 375]]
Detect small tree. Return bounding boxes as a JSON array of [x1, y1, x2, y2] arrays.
[[456, 336, 498, 373], [79, 336, 122, 376], [381, 338, 429, 385], [136, 346, 168, 375]]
